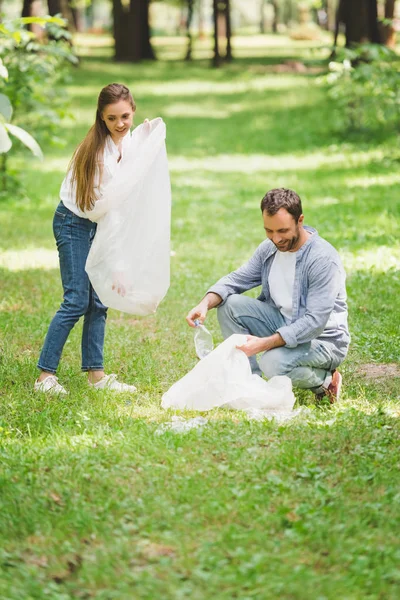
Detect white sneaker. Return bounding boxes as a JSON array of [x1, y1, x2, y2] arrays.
[[89, 374, 137, 393], [34, 375, 68, 395]]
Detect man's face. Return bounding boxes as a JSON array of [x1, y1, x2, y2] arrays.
[[263, 208, 303, 252]]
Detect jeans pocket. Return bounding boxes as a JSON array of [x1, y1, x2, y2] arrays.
[[53, 210, 67, 240]]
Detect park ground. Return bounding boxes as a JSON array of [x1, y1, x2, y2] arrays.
[[1, 34, 400, 599]]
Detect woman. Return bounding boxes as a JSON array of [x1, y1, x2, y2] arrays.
[[35, 83, 141, 395]]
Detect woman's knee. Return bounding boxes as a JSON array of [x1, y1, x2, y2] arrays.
[[61, 292, 90, 317]]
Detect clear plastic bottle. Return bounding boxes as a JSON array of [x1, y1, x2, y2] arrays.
[[193, 319, 214, 359]]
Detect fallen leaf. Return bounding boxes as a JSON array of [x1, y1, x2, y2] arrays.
[[140, 542, 176, 560], [49, 492, 62, 504]]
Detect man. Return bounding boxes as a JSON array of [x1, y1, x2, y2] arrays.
[[186, 188, 350, 402]]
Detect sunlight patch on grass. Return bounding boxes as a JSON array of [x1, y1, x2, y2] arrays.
[[67, 85, 102, 98], [169, 148, 385, 174], [341, 246, 400, 273], [310, 196, 340, 206], [0, 248, 58, 271], [163, 103, 233, 119], [135, 76, 309, 97], [347, 173, 400, 188], [34, 157, 70, 173]]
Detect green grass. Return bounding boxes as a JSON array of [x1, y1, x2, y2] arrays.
[[1, 35, 400, 599]]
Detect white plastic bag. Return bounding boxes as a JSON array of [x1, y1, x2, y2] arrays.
[[161, 334, 295, 412], [85, 118, 171, 315]]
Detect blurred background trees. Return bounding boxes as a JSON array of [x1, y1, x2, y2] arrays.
[[0, 0, 399, 181], [2, 1, 398, 63]]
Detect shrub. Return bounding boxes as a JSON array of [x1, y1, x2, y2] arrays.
[[322, 44, 400, 132], [0, 16, 78, 190]]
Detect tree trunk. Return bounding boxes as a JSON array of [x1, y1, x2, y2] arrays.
[[22, 0, 43, 35], [259, 0, 265, 34], [341, 0, 381, 46], [140, 0, 155, 59], [198, 0, 205, 39], [381, 0, 396, 47], [22, 0, 35, 17], [185, 0, 194, 61], [47, 0, 62, 15], [212, 0, 232, 66], [212, 0, 220, 67], [68, 0, 84, 32], [226, 0, 232, 62], [326, 0, 336, 31], [113, 0, 154, 62], [282, 0, 293, 26], [270, 0, 279, 33], [366, 0, 381, 43]]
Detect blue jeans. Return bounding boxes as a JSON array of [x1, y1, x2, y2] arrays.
[[217, 295, 335, 393], [38, 202, 107, 373]]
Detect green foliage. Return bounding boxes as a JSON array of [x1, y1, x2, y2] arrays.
[[323, 44, 400, 132], [0, 16, 78, 155], [0, 92, 43, 158]]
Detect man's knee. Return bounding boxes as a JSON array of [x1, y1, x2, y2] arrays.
[[217, 294, 255, 319], [259, 347, 290, 379]]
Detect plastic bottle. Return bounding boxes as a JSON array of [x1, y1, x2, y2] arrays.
[[193, 319, 214, 359]]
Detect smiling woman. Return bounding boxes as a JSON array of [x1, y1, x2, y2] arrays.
[[34, 83, 145, 396]]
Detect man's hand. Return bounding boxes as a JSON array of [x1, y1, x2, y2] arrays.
[[236, 333, 285, 357], [236, 335, 269, 357], [186, 292, 223, 328], [186, 301, 208, 327]]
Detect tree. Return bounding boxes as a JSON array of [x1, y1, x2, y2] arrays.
[[185, 0, 194, 61], [269, 0, 279, 33], [212, 0, 232, 67], [381, 0, 396, 47], [22, 0, 34, 17], [47, 0, 62, 14], [112, 0, 154, 62], [336, 0, 381, 47], [22, 0, 80, 33]]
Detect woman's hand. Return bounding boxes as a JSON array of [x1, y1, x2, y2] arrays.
[[112, 272, 127, 297], [143, 118, 151, 133]]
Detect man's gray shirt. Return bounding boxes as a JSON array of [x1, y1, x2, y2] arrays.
[[208, 226, 350, 368]]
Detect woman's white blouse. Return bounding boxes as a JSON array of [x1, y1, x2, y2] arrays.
[[60, 132, 132, 222]]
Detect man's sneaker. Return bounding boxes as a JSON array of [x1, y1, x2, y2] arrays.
[[34, 375, 68, 396], [89, 374, 137, 393], [315, 370, 342, 404]]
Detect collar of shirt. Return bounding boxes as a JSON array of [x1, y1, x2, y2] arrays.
[[104, 131, 132, 162]]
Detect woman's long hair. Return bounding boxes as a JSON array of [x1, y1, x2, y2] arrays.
[[70, 83, 136, 212]]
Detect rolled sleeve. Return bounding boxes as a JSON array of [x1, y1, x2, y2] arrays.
[[276, 324, 298, 348]]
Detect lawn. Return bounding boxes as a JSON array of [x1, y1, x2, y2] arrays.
[[0, 34, 400, 599]]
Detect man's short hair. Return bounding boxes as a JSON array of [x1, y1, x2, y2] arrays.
[[260, 188, 303, 223]]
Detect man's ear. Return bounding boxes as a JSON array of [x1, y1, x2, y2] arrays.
[[298, 214, 304, 226]]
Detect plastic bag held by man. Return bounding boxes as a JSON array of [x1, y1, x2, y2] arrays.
[[161, 334, 295, 412], [85, 118, 171, 315]]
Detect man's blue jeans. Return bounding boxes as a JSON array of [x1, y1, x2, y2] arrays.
[[217, 295, 334, 393], [38, 202, 107, 374]]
